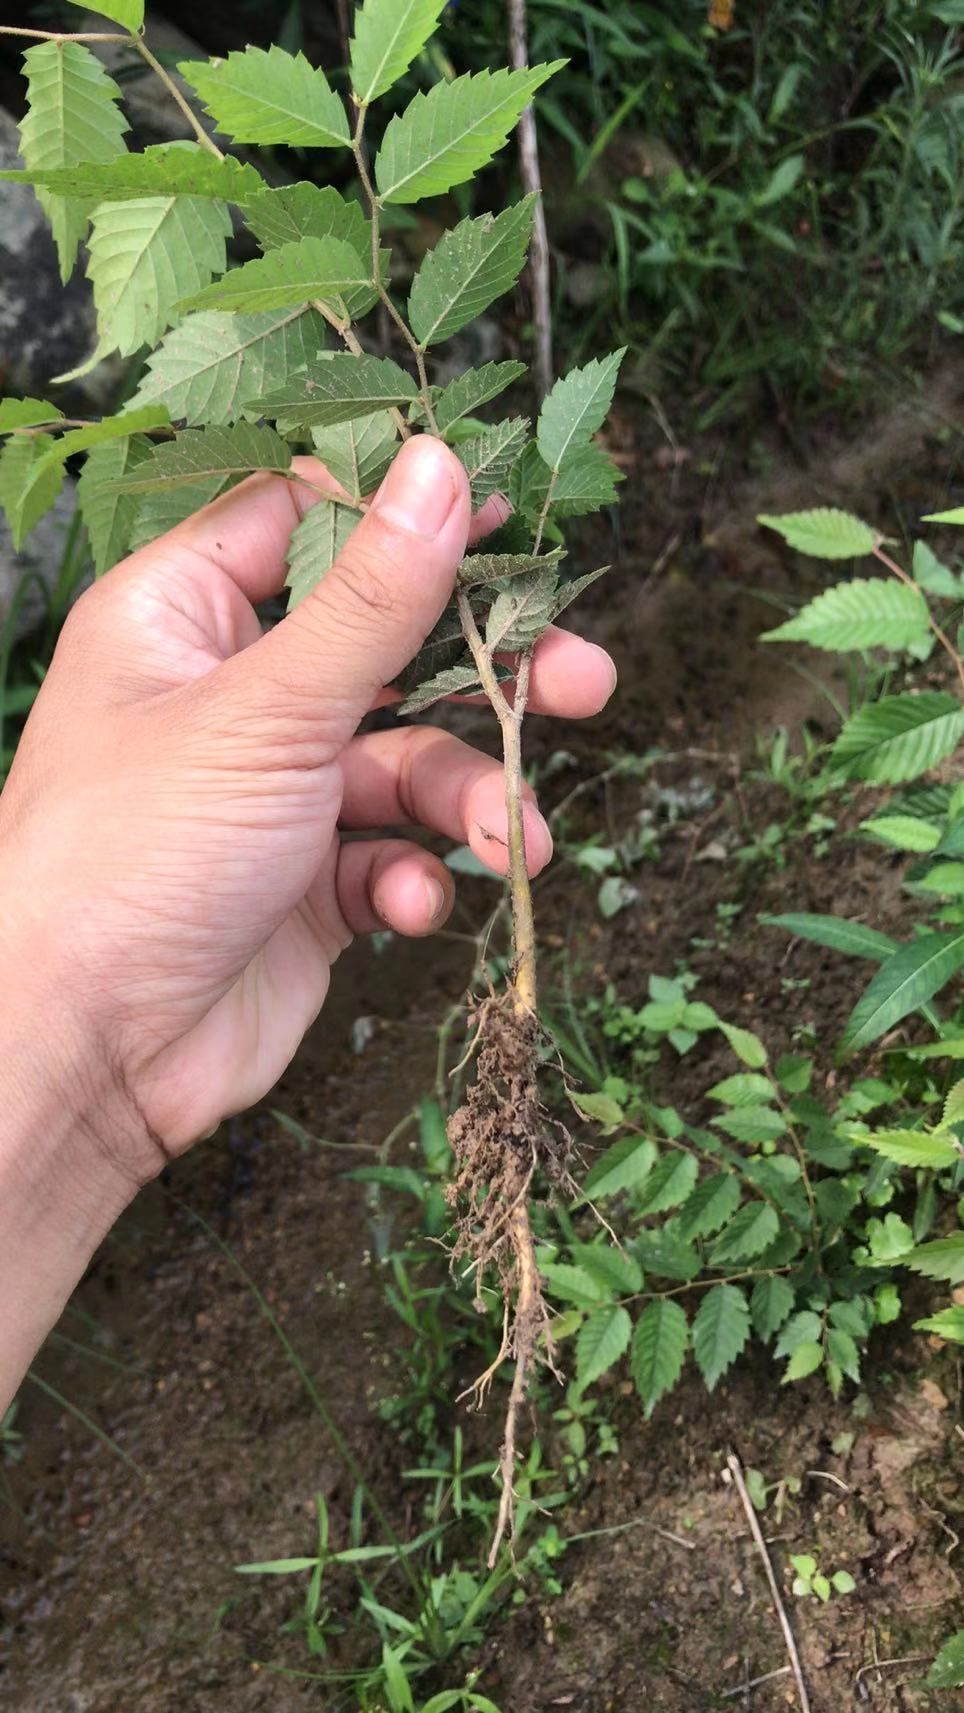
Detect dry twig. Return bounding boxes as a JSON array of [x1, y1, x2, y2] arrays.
[[726, 1451, 812, 1713]]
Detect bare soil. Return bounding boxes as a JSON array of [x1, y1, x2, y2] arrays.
[[1, 376, 963, 1712]]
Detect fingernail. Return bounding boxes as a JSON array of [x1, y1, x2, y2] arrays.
[[373, 437, 459, 540], [423, 876, 447, 923]]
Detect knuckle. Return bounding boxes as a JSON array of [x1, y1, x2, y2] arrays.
[[329, 540, 401, 625]]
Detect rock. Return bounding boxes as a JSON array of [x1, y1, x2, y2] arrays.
[[0, 480, 81, 645], [0, 109, 99, 402]]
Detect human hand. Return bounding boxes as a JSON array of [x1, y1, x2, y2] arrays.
[[0, 436, 615, 1180]]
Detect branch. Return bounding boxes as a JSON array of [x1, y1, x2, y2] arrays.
[[133, 37, 222, 159], [507, 0, 553, 402], [0, 25, 128, 41], [726, 1452, 812, 1713]]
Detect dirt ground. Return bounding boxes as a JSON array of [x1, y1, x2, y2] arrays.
[[1, 377, 963, 1711]]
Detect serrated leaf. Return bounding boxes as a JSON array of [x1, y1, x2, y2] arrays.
[[831, 692, 964, 785], [409, 196, 536, 347], [0, 434, 65, 550], [133, 307, 327, 427], [782, 1340, 824, 1382], [926, 1630, 964, 1689], [678, 1172, 741, 1241], [762, 578, 930, 652], [435, 362, 527, 434], [708, 1202, 780, 1265], [914, 1305, 964, 1344], [455, 418, 529, 508], [712, 1106, 786, 1145], [350, 0, 447, 103], [64, 0, 142, 23], [4, 144, 263, 205], [18, 41, 128, 284], [692, 1284, 750, 1390], [635, 1151, 698, 1216], [458, 546, 564, 589], [375, 63, 565, 203], [485, 567, 559, 652], [310, 413, 398, 502], [392, 600, 471, 695], [901, 1232, 964, 1285], [750, 1275, 795, 1340], [0, 398, 64, 433], [576, 1304, 631, 1388], [719, 1023, 768, 1068], [178, 235, 374, 319], [841, 930, 964, 1055], [397, 662, 483, 716], [249, 354, 418, 432], [78, 433, 153, 575], [87, 195, 231, 359], [775, 1310, 822, 1356], [510, 439, 623, 523], [631, 1300, 688, 1416], [826, 1328, 860, 1382], [944, 1078, 964, 1126], [579, 1136, 657, 1203], [860, 815, 942, 853], [285, 497, 362, 610], [859, 1128, 960, 1169], [539, 1262, 603, 1307], [707, 1073, 774, 1107], [548, 566, 610, 626], [129, 477, 235, 551], [34, 406, 170, 476], [913, 539, 962, 597], [537, 349, 626, 475], [762, 912, 897, 961], [570, 1243, 642, 1296], [179, 46, 349, 148], [106, 423, 292, 495], [757, 507, 878, 559]]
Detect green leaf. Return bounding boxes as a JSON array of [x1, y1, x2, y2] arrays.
[[459, 550, 566, 590], [485, 566, 560, 653], [707, 1073, 774, 1106], [923, 503, 964, 523], [719, 1022, 768, 1068], [375, 63, 565, 203], [396, 662, 483, 716], [179, 46, 349, 148], [776, 1311, 822, 1356], [249, 354, 418, 431], [712, 1106, 786, 1145], [0, 434, 65, 550], [579, 1136, 657, 1202], [709, 1203, 780, 1265], [859, 1128, 960, 1169], [867, 1212, 914, 1262], [901, 1232, 964, 1285], [64, 0, 143, 23], [831, 692, 964, 785], [18, 40, 128, 283], [133, 307, 327, 428], [678, 1172, 741, 1241], [757, 507, 878, 559], [943, 1078, 964, 1127], [34, 405, 170, 474], [456, 418, 529, 508], [859, 815, 942, 853], [409, 196, 536, 347], [631, 1300, 689, 1417], [782, 1340, 824, 1382], [381, 1642, 415, 1713], [0, 398, 64, 433], [244, 182, 370, 260], [510, 439, 623, 522], [750, 1275, 795, 1340], [350, 0, 447, 103], [78, 433, 153, 575], [692, 1284, 750, 1390], [635, 1151, 698, 1216], [914, 1305, 964, 1344], [762, 579, 929, 652], [633, 1227, 701, 1283], [129, 477, 235, 551], [435, 362, 527, 434], [826, 1328, 861, 1382], [537, 349, 626, 475], [841, 930, 964, 1055], [762, 912, 897, 961], [178, 235, 374, 318], [105, 423, 292, 495], [570, 1243, 642, 1295], [285, 497, 361, 609], [576, 1304, 632, 1388], [926, 1631, 964, 1690], [539, 1261, 603, 1307], [310, 413, 398, 502], [913, 539, 962, 597], [3, 144, 263, 205], [86, 194, 231, 359], [568, 1091, 625, 1133], [916, 861, 964, 896]]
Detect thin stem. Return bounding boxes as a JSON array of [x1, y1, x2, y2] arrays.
[[507, 0, 553, 400], [532, 470, 558, 555], [309, 301, 411, 443], [352, 108, 440, 436], [0, 25, 128, 41], [873, 542, 964, 692], [133, 37, 222, 158]]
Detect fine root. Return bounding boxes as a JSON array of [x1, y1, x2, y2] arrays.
[[447, 992, 573, 1566]]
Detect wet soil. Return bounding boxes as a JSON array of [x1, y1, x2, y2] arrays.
[[2, 376, 963, 1711]]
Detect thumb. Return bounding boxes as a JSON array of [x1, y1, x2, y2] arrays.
[[208, 435, 471, 752]]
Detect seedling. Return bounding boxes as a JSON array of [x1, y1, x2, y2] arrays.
[[789, 1551, 856, 1603]]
